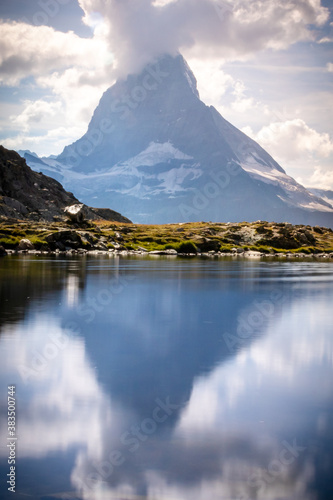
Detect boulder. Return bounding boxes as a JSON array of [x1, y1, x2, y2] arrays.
[[149, 249, 178, 255], [45, 230, 83, 250], [18, 238, 34, 250], [64, 204, 86, 223], [199, 238, 221, 252]]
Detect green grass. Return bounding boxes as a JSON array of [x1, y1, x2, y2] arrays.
[[28, 236, 48, 250], [0, 220, 333, 255], [0, 237, 21, 248], [288, 247, 316, 254], [219, 244, 234, 252]]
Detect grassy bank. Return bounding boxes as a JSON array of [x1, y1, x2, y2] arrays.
[[1, 219, 333, 256]]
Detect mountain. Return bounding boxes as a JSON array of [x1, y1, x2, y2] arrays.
[[0, 146, 131, 222], [23, 54, 333, 227], [308, 188, 333, 208]]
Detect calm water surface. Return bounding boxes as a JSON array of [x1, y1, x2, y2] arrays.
[[0, 255, 333, 499]]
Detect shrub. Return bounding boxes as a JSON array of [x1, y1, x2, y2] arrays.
[[124, 243, 134, 250], [0, 237, 21, 249], [177, 240, 198, 253]]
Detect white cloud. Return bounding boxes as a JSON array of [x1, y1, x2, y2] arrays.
[[318, 37, 333, 43], [12, 99, 63, 131], [0, 20, 109, 86], [252, 119, 333, 162], [2, 126, 86, 157], [78, 0, 330, 77], [36, 67, 112, 124], [187, 58, 234, 104], [231, 80, 256, 112], [0, 20, 113, 155], [306, 167, 333, 190], [327, 62, 333, 72]]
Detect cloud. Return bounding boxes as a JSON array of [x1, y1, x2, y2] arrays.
[[306, 167, 333, 190], [327, 63, 333, 72], [186, 58, 234, 104], [0, 20, 113, 154], [318, 37, 333, 43], [0, 20, 108, 85], [2, 126, 86, 157], [78, 0, 329, 77], [12, 99, 63, 131], [231, 80, 256, 113], [250, 119, 333, 162], [36, 67, 112, 123]]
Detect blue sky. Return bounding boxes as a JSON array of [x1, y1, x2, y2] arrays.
[[0, 0, 332, 189]]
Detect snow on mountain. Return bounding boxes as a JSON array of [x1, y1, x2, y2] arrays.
[[240, 154, 332, 212], [308, 188, 333, 208], [22, 54, 333, 227], [121, 141, 193, 167], [17, 150, 39, 158]]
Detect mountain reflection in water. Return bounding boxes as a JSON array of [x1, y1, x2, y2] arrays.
[[0, 255, 332, 500]]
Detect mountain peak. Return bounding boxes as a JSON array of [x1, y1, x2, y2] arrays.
[[25, 55, 333, 227], [122, 53, 199, 98]]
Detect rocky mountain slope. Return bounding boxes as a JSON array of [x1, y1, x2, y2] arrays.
[[0, 146, 131, 223], [23, 54, 333, 228]]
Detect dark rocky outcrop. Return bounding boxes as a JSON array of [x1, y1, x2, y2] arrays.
[[0, 146, 131, 223]]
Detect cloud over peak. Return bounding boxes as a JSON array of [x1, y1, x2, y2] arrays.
[[79, 0, 329, 77]]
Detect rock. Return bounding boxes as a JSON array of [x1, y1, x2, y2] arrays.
[[304, 230, 316, 244], [199, 238, 221, 252], [148, 249, 178, 255], [45, 230, 83, 250], [149, 250, 167, 255], [18, 238, 34, 250], [0, 245, 7, 257], [64, 204, 86, 223], [245, 251, 262, 257], [137, 246, 148, 252], [297, 233, 309, 245], [231, 247, 244, 253]]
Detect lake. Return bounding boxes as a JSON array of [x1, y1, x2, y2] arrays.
[[0, 255, 333, 500]]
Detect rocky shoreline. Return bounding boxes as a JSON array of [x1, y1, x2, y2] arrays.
[[3, 247, 333, 260], [1, 219, 333, 260]]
